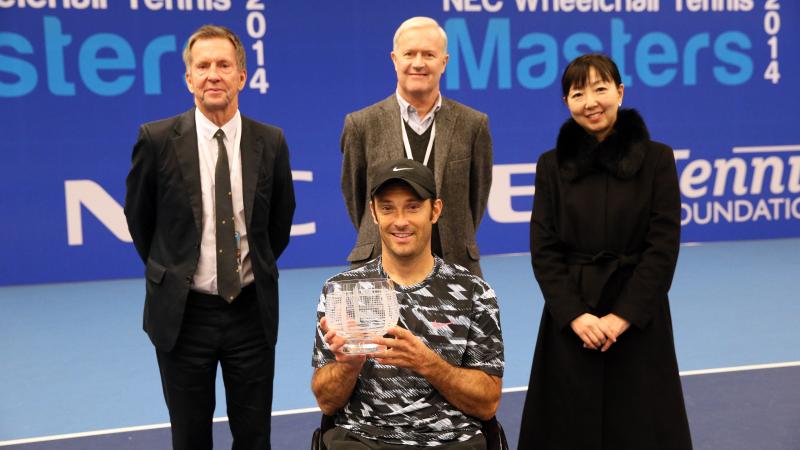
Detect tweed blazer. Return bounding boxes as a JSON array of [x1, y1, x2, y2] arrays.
[[340, 95, 492, 275]]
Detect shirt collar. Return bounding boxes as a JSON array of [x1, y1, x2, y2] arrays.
[[195, 108, 241, 143], [395, 91, 442, 123], [376, 255, 442, 292]]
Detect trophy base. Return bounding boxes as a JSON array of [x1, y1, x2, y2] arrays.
[[342, 341, 387, 355]]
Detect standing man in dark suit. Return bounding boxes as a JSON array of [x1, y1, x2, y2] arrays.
[[341, 16, 493, 276], [124, 24, 295, 450]]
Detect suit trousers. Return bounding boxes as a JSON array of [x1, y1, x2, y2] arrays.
[[156, 284, 275, 450]]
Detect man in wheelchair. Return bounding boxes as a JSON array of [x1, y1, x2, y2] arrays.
[[311, 160, 504, 449]]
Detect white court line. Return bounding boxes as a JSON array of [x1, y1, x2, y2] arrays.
[[0, 411, 324, 446], [731, 144, 800, 153], [0, 423, 174, 447], [678, 360, 800, 376], [272, 406, 321, 416], [2, 360, 799, 446], [502, 386, 529, 393], [499, 361, 800, 395], [489, 241, 704, 259]]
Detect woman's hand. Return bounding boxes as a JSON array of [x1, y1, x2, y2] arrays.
[[570, 313, 613, 350], [597, 313, 631, 351]]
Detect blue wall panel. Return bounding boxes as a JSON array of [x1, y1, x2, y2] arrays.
[[1, 0, 797, 285]]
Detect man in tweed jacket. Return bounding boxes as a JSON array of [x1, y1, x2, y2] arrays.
[[340, 16, 493, 276]]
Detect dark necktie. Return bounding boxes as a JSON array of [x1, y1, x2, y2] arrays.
[[213, 129, 241, 302]]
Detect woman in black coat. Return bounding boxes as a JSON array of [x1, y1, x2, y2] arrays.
[[517, 54, 692, 450]]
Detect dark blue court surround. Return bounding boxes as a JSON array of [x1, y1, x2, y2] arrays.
[[4, 366, 799, 449]]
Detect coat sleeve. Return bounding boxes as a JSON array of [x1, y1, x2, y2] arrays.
[[268, 129, 296, 261], [124, 125, 158, 264], [530, 152, 590, 331], [612, 146, 681, 329], [340, 113, 367, 230], [470, 114, 493, 230]]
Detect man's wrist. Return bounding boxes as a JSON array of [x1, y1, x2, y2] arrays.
[[336, 359, 364, 376], [416, 349, 447, 379]]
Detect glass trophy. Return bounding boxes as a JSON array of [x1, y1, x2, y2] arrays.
[[324, 278, 400, 354]]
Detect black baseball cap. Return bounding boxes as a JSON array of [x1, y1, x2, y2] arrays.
[[370, 159, 436, 200]]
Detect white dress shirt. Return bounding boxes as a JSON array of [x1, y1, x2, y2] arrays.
[[192, 109, 253, 294], [396, 91, 442, 135]]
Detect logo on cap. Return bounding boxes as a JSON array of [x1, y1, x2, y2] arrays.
[[392, 166, 413, 172]]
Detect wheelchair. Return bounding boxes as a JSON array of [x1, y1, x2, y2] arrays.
[[311, 414, 508, 450]]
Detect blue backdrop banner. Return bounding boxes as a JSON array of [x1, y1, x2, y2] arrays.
[[1, 0, 798, 285]]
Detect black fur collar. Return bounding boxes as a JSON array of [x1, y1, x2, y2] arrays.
[[556, 108, 650, 181]]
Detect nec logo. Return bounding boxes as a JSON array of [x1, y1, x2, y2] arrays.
[[64, 171, 316, 246]]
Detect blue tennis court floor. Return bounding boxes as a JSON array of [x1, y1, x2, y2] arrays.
[[1, 238, 799, 449]]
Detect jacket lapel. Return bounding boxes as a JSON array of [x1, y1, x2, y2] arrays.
[[172, 109, 203, 235], [239, 116, 262, 229], [433, 98, 456, 194], [378, 95, 405, 161]]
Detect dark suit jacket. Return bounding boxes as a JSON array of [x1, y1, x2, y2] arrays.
[[125, 108, 295, 352], [340, 95, 493, 275]]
